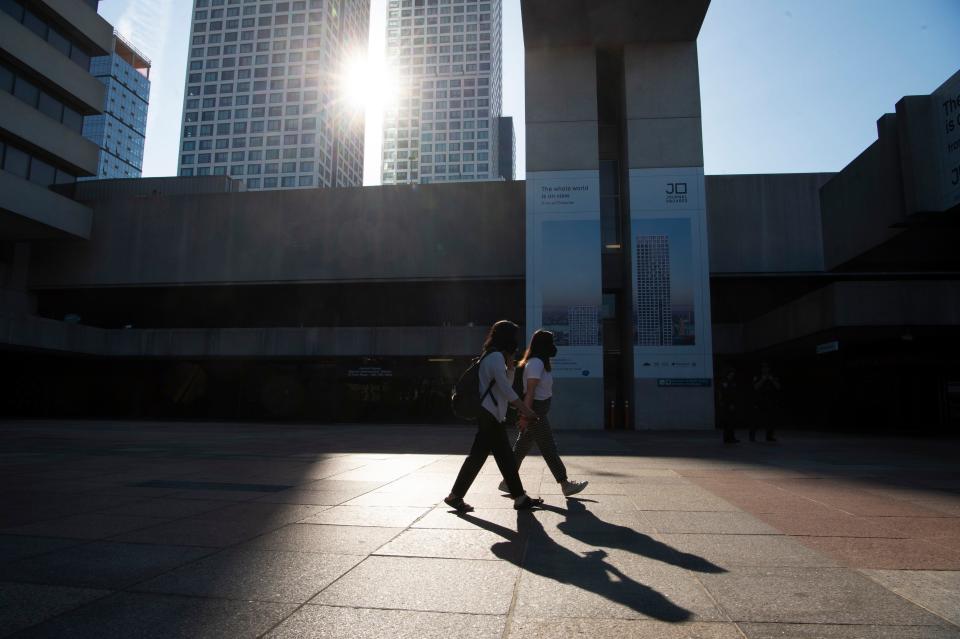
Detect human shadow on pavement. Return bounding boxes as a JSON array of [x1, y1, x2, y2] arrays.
[[458, 501, 724, 622]]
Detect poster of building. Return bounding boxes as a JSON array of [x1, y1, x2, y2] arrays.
[[526, 171, 603, 379], [629, 168, 713, 380]]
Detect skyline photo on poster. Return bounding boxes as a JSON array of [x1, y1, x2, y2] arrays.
[[633, 217, 696, 347], [539, 220, 601, 347]]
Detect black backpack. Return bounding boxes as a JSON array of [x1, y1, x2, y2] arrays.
[[451, 352, 496, 420]]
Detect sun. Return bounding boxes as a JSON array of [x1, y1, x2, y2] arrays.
[[340, 53, 398, 112]]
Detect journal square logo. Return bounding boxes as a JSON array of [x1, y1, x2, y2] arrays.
[[665, 182, 688, 205]]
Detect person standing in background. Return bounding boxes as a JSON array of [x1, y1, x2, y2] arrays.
[[751, 362, 781, 442], [719, 367, 741, 444]]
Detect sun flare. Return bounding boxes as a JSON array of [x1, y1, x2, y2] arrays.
[[340, 54, 398, 112]]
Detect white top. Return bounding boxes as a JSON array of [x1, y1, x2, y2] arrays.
[[523, 357, 553, 401], [479, 350, 519, 423]]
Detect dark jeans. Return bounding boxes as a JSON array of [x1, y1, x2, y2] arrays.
[[512, 398, 568, 483], [451, 408, 525, 499]]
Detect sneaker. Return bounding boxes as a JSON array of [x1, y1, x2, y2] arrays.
[[443, 495, 474, 513], [514, 494, 544, 510], [561, 480, 588, 497], [498, 480, 509, 493]]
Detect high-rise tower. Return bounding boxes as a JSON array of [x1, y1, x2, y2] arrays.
[[177, 0, 369, 190], [81, 32, 150, 180], [381, 0, 502, 185]]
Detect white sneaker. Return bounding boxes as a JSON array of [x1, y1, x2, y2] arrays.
[[498, 480, 509, 493], [562, 480, 588, 497]]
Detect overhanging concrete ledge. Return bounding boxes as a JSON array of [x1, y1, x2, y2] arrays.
[[0, 314, 492, 358]]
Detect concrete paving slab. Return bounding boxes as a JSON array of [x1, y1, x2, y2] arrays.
[[342, 490, 443, 508], [737, 622, 960, 638], [241, 523, 402, 555], [312, 555, 519, 614], [412, 507, 526, 531], [508, 618, 743, 639], [265, 605, 505, 639], [136, 548, 362, 603], [10, 592, 296, 639], [190, 502, 325, 525], [1, 541, 212, 589], [112, 517, 283, 547], [660, 533, 838, 568], [303, 505, 429, 528], [0, 582, 109, 637], [0, 535, 79, 563], [631, 486, 740, 512], [862, 569, 960, 626], [255, 489, 363, 506], [95, 497, 235, 519], [796, 536, 960, 570], [700, 566, 953, 625], [1, 513, 167, 541], [756, 512, 905, 538], [376, 527, 525, 562], [644, 511, 779, 535]]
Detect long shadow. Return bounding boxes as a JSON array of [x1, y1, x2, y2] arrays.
[[459, 501, 725, 622]]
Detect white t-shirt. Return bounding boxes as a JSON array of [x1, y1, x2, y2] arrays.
[[523, 357, 553, 401], [479, 351, 519, 423]]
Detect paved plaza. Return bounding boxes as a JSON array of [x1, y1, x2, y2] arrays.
[[1, 420, 959, 638]]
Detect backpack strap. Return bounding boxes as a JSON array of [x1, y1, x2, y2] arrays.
[[478, 350, 498, 407]]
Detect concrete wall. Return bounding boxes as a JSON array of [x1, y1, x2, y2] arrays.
[[0, 171, 93, 240], [29, 181, 526, 289], [706, 173, 833, 273], [0, 91, 100, 175], [524, 46, 598, 172], [624, 42, 703, 169]]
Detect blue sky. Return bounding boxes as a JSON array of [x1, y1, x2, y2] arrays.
[[97, 0, 960, 182]]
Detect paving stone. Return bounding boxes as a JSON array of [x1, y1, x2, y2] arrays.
[[303, 506, 429, 528], [313, 556, 519, 614], [756, 512, 904, 538], [699, 566, 953, 625], [660, 533, 837, 568], [96, 498, 234, 519], [112, 517, 283, 547], [1, 541, 212, 589], [861, 516, 960, 540], [1, 513, 167, 540], [255, 489, 361, 506], [631, 487, 739, 512], [514, 557, 723, 622], [265, 605, 505, 639], [737, 622, 960, 638], [796, 536, 960, 570], [242, 523, 402, 555], [11, 592, 295, 639], [862, 569, 960, 625], [376, 528, 524, 562], [136, 548, 362, 603], [295, 480, 387, 496], [191, 502, 325, 525], [509, 618, 743, 639], [412, 507, 526, 531], [342, 490, 443, 508], [0, 535, 78, 563], [644, 511, 779, 535], [0, 582, 109, 637]]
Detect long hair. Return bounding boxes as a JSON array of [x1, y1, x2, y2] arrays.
[[482, 320, 519, 355], [518, 329, 554, 372]]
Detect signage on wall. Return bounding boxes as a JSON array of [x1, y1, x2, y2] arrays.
[[531, 174, 600, 214], [934, 70, 960, 210], [658, 378, 712, 388]]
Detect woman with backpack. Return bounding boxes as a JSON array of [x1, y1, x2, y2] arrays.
[[445, 320, 544, 513], [498, 329, 588, 497]]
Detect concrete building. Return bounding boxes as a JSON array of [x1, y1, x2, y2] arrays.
[[381, 0, 502, 185], [1, 2, 958, 432], [81, 31, 150, 179], [0, 0, 112, 319], [176, 0, 368, 190]]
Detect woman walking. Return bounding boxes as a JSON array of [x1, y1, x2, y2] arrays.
[[445, 320, 544, 513], [498, 330, 588, 497]]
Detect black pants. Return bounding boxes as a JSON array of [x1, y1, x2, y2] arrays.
[[512, 399, 568, 483], [451, 408, 525, 499]]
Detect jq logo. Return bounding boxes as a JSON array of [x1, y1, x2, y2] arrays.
[[665, 182, 688, 204]]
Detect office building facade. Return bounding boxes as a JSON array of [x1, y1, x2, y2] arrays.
[[0, 0, 111, 253], [81, 33, 150, 179], [381, 0, 502, 185], [176, 0, 369, 190]]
